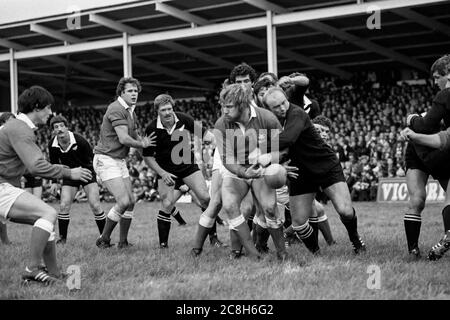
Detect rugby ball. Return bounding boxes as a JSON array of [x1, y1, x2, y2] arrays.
[[264, 164, 287, 189]]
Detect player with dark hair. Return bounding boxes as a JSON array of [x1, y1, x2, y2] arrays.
[[0, 85, 92, 284], [48, 115, 106, 244], [94, 77, 155, 249], [401, 54, 450, 260], [229, 62, 257, 86], [0, 112, 15, 245], [261, 87, 365, 255], [143, 94, 223, 249]]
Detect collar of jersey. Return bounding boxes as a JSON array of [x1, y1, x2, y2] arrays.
[[157, 113, 180, 135], [117, 96, 135, 114], [16, 113, 36, 130], [303, 96, 312, 107], [234, 103, 257, 133], [52, 131, 76, 153]]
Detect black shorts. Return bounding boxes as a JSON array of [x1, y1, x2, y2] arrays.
[[158, 164, 199, 189], [404, 143, 430, 174], [161, 164, 199, 180], [62, 176, 97, 188], [406, 143, 450, 181], [289, 163, 346, 196], [23, 175, 42, 188]]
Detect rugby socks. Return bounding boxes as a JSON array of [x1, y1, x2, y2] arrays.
[[254, 217, 270, 253], [43, 239, 59, 276], [266, 218, 288, 259], [230, 229, 243, 258], [293, 222, 319, 254], [171, 207, 186, 226], [229, 215, 260, 259], [340, 208, 359, 242], [94, 211, 106, 234], [308, 217, 320, 244], [31, 219, 54, 269], [247, 214, 254, 231], [442, 205, 450, 233], [404, 213, 421, 252], [57, 212, 70, 240], [119, 211, 133, 244], [317, 215, 335, 245], [157, 210, 171, 247], [208, 220, 218, 239], [193, 213, 215, 253], [101, 206, 121, 242], [284, 204, 292, 229], [0, 222, 10, 244]]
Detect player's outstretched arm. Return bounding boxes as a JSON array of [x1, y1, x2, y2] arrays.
[[114, 125, 156, 148]]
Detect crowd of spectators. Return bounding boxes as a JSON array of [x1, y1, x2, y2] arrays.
[[31, 74, 437, 202]]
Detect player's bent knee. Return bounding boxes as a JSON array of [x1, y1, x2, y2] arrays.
[[261, 204, 277, 219], [116, 196, 132, 211], [409, 195, 426, 212], [34, 217, 55, 235], [199, 213, 215, 228], [60, 202, 72, 214]]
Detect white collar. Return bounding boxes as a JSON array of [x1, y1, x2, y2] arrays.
[[235, 104, 257, 134], [236, 104, 257, 124], [52, 131, 77, 153], [16, 113, 36, 130], [157, 113, 180, 135], [303, 96, 312, 107], [118, 96, 135, 114]]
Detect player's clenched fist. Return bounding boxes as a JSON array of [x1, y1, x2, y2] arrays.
[[400, 128, 416, 141], [70, 167, 93, 183]]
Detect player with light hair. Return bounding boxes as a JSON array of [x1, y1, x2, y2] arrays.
[[94, 77, 155, 249]]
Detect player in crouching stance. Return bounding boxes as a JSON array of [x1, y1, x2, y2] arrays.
[[48, 115, 106, 244], [94, 77, 155, 249], [0, 86, 92, 284], [143, 94, 223, 248], [212, 84, 294, 261], [262, 87, 365, 255]]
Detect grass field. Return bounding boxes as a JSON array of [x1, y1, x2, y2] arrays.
[[1, 201, 449, 300]]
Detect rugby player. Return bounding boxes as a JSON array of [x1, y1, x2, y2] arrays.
[[48, 115, 106, 244], [94, 77, 155, 249], [261, 87, 365, 255], [0, 86, 92, 284], [143, 94, 224, 249], [402, 54, 450, 259]]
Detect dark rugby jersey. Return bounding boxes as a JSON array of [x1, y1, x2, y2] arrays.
[[275, 103, 338, 175], [409, 88, 450, 166], [410, 88, 450, 134], [48, 131, 94, 171], [285, 84, 321, 119], [142, 112, 205, 170]]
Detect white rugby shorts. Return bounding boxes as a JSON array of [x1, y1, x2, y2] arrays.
[[93, 154, 129, 183], [0, 182, 25, 221]]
